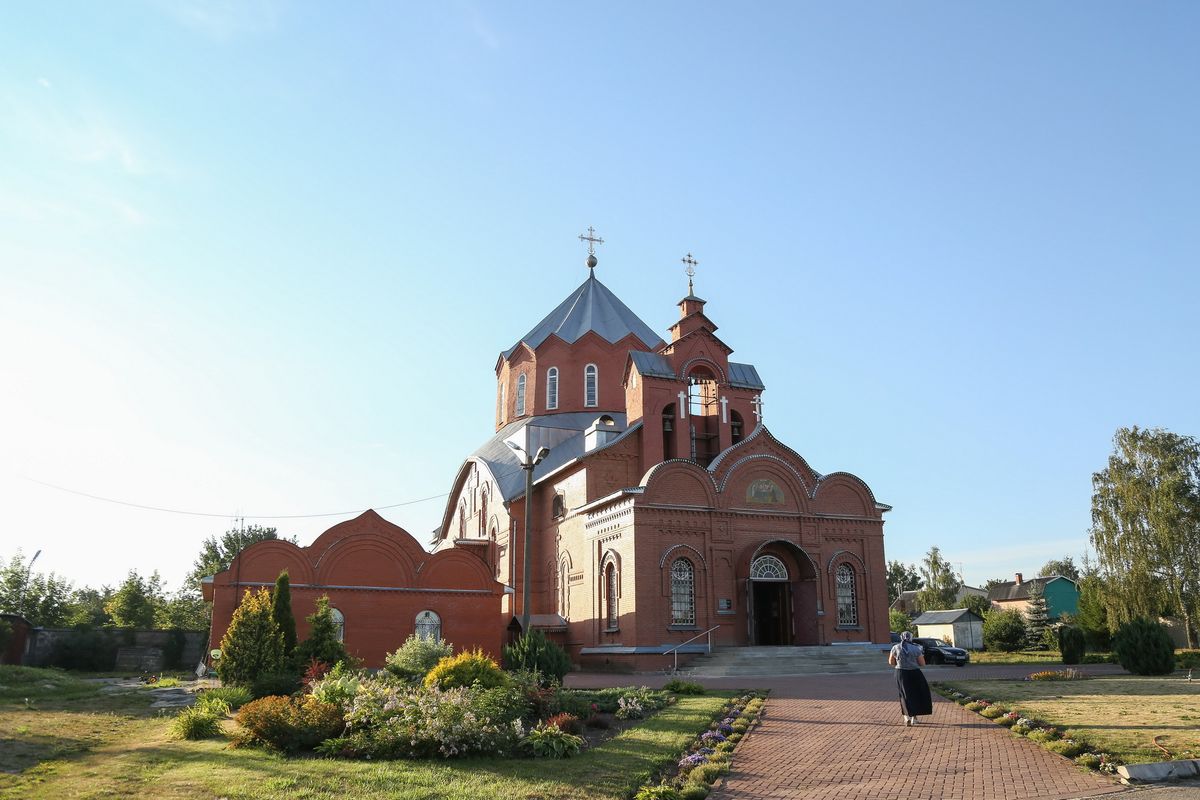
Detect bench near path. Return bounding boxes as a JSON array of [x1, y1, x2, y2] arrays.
[[565, 664, 1149, 800]]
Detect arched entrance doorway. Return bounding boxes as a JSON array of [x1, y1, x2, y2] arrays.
[[746, 542, 820, 646]]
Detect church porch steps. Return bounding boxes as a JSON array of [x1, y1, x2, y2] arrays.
[[678, 645, 891, 677]]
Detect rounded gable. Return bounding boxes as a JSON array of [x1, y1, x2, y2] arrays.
[[229, 540, 315, 585], [717, 454, 810, 513], [812, 472, 879, 518], [418, 549, 501, 592], [314, 535, 420, 587], [640, 459, 717, 507]]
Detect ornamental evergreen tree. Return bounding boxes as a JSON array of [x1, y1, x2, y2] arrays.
[[294, 595, 349, 668], [1024, 582, 1050, 649], [217, 587, 284, 686], [271, 571, 297, 658]]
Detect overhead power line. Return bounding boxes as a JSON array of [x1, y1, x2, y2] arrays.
[[23, 476, 449, 519]]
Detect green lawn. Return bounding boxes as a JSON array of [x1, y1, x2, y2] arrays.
[[0, 666, 736, 799], [941, 674, 1200, 765]]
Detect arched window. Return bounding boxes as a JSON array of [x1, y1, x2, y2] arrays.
[[546, 367, 559, 410], [750, 555, 789, 581], [730, 410, 744, 444], [516, 373, 527, 416], [604, 562, 618, 630], [458, 505, 466, 537], [479, 487, 488, 537], [329, 607, 345, 643], [558, 559, 570, 619], [584, 364, 598, 407], [670, 559, 696, 626], [499, 382, 506, 423], [662, 403, 677, 460], [836, 564, 858, 626], [415, 610, 441, 641], [551, 492, 565, 519]]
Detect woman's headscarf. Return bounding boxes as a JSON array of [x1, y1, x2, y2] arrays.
[[900, 631, 913, 642]]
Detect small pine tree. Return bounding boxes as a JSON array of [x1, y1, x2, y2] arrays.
[[218, 588, 284, 686], [1024, 583, 1050, 649], [1059, 625, 1086, 664], [294, 596, 349, 668], [271, 571, 297, 658], [502, 629, 571, 684], [1112, 618, 1175, 675]]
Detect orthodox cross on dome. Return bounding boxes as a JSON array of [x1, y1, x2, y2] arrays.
[[579, 226, 604, 271], [752, 393, 764, 424], [682, 252, 698, 295]]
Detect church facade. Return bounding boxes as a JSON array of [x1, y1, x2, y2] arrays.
[[206, 246, 891, 671]]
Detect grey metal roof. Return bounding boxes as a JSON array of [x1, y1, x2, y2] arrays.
[[912, 609, 982, 625], [471, 412, 631, 503], [728, 362, 764, 390], [501, 274, 665, 360], [629, 351, 675, 380]]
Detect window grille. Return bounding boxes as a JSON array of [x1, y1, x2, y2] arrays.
[[670, 559, 695, 625], [604, 563, 618, 629], [836, 565, 858, 626], [546, 367, 559, 409], [749, 555, 788, 581], [415, 610, 441, 641], [329, 608, 345, 643], [516, 373, 527, 416], [585, 364, 598, 407]]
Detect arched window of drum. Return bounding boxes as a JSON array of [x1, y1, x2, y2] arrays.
[[479, 487, 487, 537], [749, 554, 788, 581], [515, 373, 527, 416], [458, 505, 466, 537], [670, 558, 695, 626], [836, 564, 858, 626], [584, 364, 598, 407], [551, 492, 565, 519], [329, 607, 345, 643], [415, 610, 441, 641], [546, 367, 559, 410], [604, 562, 618, 629]]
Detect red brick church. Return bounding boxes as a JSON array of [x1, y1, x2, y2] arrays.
[[206, 239, 891, 670]]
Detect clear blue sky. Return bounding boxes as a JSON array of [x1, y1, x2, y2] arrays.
[[2, 2, 1197, 594]]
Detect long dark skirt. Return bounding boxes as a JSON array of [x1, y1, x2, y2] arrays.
[[896, 668, 932, 717]]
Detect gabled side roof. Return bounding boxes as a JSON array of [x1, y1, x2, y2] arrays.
[[913, 609, 982, 625], [987, 575, 1078, 602], [501, 273, 664, 360]]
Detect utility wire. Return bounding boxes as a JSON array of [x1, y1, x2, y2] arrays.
[[22, 476, 448, 519]]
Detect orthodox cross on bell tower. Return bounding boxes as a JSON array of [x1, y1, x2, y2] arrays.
[[579, 226, 604, 271], [752, 393, 764, 424], [681, 252, 698, 294]]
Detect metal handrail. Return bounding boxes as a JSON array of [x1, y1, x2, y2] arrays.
[[664, 625, 722, 674]]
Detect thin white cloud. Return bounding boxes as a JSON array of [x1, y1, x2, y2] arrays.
[[153, 0, 283, 41], [38, 77, 52, 89]]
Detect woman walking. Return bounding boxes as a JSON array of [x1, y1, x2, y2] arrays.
[[889, 631, 932, 726]]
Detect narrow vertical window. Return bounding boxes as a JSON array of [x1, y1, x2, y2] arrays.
[[499, 382, 507, 423], [670, 559, 695, 625], [836, 564, 858, 626], [546, 367, 559, 410], [516, 373, 527, 416], [330, 608, 345, 643], [415, 610, 441, 641], [559, 559, 570, 619], [731, 410, 744, 444], [479, 487, 488, 536], [585, 364, 598, 407], [604, 562, 618, 629]]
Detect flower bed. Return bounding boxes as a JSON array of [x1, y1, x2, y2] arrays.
[[934, 682, 1121, 774]]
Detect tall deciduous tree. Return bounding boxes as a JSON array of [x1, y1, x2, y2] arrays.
[[105, 571, 161, 628], [0, 551, 74, 626], [916, 546, 960, 612], [1091, 426, 1200, 648], [886, 560, 922, 606], [1038, 557, 1081, 581], [186, 525, 296, 589]]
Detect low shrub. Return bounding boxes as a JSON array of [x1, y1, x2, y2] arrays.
[[663, 679, 705, 695], [424, 649, 507, 690], [635, 785, 682, 800], [385, 634, 453, 683], [1112, 618, 1175, 675], [983, 609, 1028, 652], [979, 705, 1007, 719], [1011, 717, 1035, 735], [544, 712, 583, 734], [1046, 738, 1086, 758], [251, 671, 302, 699], [680, 786, 710, 800], [171, 705, 223, 740], [1059, 626, 1086, 664], [1177, 649, 1200, 670], [308, 663, 361, 711], [198, 686, 252, 710], [1027, 727, 1061, 743], [523, 722, 584, 758], [193, 694, 231, 716], [996, 712, 1019, 728], [503, 630, 572, 685], [236, 694, 344, 752], [964, 700, 990, 712]]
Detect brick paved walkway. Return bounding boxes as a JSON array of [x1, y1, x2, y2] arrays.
[[567, 665, 1130, 800]]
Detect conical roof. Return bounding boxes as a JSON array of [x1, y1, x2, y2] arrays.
[[501, 273, 665, 359]]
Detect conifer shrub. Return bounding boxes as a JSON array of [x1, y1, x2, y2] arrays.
[[217, 588, 284, 687], [1112, 618, 1175, 675], [663, 679, 705, 695], [502, 629, 572, 685], [424, 648, 507, 690], [385, 633, 453, 682], [983, 609, 1027, 652], [250, 670, 302, 699], [271, 571, 297, 659], [1058, 625, 1086, 664], [235, 694, 344, 752], [294, 596, 350, 668]]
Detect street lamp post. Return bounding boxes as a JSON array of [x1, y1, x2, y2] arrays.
[[507, 441, 549, 634], [20, 550, 41, 616]]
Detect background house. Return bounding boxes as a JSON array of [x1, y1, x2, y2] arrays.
[[912, 608, 983, 649], [891, 585, 987, 616], [987, 573, 1079, 619]]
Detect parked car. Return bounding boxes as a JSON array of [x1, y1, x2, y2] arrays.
[[913, 637, 969, 666]]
